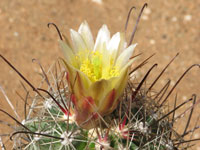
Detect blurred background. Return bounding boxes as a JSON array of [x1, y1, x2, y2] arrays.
[[0, 0, 200, 149]]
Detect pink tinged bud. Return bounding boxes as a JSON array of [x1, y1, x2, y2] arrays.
[[66, 72, 69, 81], [82, 96, 95, 110], [74, 96, 99, 129], [105, 89, 115, 109], [98, 89, 116, 115], [71, 94, 77, 106]]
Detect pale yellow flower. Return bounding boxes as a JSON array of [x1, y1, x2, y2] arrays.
[[60, 21, 136, 129]]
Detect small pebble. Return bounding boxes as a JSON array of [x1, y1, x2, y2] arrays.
[[149, 39, 155, 45], [171, 16, 177, 22], [141, 8, 151, 21], [144, 8, 151, 15], [184, 15, 192, 21], [171, 80, 175, 86], [92, 0, 102, 4], [182, 96, 187, 101], [141, 15, 148, 20], [14, 32, 19, 37], [162, 34, 167, 39]]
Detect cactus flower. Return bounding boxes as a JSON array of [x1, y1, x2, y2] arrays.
[[60, 21, 137, 129]]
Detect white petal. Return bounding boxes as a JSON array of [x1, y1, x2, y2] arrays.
[[116, 33, 126, 58], [60, 41, 76, 65], [100, 45, 112, 77], [107, 32, 120, 54], [78, 21, 94, 50], [107, 32, 121, 63], [121, 56, 135, 71], [115, 44, 137, 69], [70, 29, 87, 53], [94, 24, 110, 52]]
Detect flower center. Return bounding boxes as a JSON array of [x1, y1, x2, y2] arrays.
[[79, 51, 119, 82]]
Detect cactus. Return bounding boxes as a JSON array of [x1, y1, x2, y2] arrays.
[[1, 53, 200, 150], [0, 3, 200, 150]]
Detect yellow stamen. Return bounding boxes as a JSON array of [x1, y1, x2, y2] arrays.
[[78, 51, 119, 82]]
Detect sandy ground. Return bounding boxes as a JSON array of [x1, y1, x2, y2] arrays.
[[0, 0, 200, 149]]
